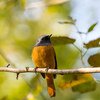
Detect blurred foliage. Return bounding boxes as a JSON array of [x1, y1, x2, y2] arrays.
[[58, 20, 74, 24], [59, 74, 96, 92], [84, 38, 100, 49], [72, 80, 96, 93], [0, 0, 100, 100], [88, 22, 98, 32], [51, 36, 75, 45], [88, 53, 100, 67]]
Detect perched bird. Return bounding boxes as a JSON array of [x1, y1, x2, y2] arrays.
[[32, 34, 57, 97]]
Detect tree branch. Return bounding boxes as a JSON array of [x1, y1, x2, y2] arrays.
[[26, 0, 69, 9], [0, 67, 100, 74]]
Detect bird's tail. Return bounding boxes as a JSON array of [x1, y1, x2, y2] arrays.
[[46, 74, 56, 97]]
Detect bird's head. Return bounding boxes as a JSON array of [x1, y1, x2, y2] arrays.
[[35, 34, 52, 46]]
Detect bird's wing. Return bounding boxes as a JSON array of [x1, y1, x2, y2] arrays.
[[53, 48, 57, 79]]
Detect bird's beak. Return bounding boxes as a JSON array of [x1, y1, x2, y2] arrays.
[[49, 34, 52, 37]]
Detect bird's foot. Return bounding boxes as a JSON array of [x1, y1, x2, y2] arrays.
[[34, 67, 38, 73], [45, 67, 50, 73]]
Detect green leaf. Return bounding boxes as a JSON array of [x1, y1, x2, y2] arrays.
[[72, 81, 96, 93], [59, 74, 96, 93], [59, 74, 95, 91], [58, 20, 74, 24], [51, 36, 76, 45], [88, 23, 98, 32]]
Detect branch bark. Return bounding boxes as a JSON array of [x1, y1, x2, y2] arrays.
[[0, 67, 100, 74]]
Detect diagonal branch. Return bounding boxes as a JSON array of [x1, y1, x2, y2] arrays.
[[0, 67, 100, 74], [26, 0, 69, 9]]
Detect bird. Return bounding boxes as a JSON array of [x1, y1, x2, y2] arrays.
[[32, 34, 57, 97]]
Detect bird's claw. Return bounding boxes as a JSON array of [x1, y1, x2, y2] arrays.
[[34, 67, 38, 73], [45, 67, 50, 73]]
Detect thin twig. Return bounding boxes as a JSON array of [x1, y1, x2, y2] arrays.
[[0, 67, 100, 74], [73, 44, 82, 53], [0, 50, 33, 87]]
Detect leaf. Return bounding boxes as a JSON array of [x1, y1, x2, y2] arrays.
[[72, 81, 96, 93], [84, 38, 100, 49], [59, 74, 96, 93], [58, 21, 74, 24], [88, 23, 97, 32], [67, 16, 74, 21], [88, 53, 100, 67], [51, 36, 76, 45]]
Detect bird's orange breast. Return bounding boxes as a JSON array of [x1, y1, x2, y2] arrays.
[[32, 45, 55, 69]]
